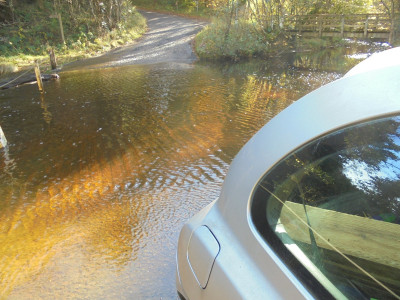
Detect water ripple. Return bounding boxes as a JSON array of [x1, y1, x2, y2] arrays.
[[0, 60, 339, 298]]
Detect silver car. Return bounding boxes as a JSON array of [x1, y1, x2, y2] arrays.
[[176, 48, 400, 300]]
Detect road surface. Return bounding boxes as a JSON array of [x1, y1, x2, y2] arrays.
[[63, 10, 207, 70]]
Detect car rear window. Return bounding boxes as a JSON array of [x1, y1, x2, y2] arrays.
[[251, 115, 400, 299]]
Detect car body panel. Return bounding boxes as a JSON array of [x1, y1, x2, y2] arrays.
[[187, 225, 220, 289], [177, 48, 400, 300], [344, 47, 400, 77], [177, 200, 313, 300]]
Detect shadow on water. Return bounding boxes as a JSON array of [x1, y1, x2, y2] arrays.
[[0, 47, 374, 298]]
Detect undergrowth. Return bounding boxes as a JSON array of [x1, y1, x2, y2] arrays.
[[0, 2, 146, 72], [131, 0, 211, 20], [195, 18, 277, 61]]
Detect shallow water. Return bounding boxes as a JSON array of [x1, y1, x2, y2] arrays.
[[0, 57, 347, 298]]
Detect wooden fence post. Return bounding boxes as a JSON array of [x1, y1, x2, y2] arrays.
[[0, 125, 7, 149], [49, 48, 57, 70], [34, 62, 44, 93], [389, 16, 395, 44], [341, 15, 345, 38], [364, 15, 369, 38], [318, 16, 322, 38], [297, 16, 302, 35]]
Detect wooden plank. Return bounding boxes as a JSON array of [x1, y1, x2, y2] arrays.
[[286, 12, 392, 41], [288, 13, 390, 31], [279, 201, 400, 269], [285, 30, 389, 39]]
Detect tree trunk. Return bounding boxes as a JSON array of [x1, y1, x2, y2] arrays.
[[108, 0, 114, 29], [116, 0, 122, 24], [7, 0, 14, 22], [224, 0, 235, 41], [57, 12, 65, 44], [89, 0, 98, 27]]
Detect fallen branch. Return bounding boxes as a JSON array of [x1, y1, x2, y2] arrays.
[[0, 73, 59, 90]]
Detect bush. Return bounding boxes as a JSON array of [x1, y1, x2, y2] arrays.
[[195, 18, 275, 61], [0, 2, 146, 69]]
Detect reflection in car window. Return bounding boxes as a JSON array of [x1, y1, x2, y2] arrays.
[[251, 116, 400, 299]]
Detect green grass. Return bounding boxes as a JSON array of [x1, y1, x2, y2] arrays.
[[0, 5, 146, 73], [293, 37, 347, 51], [195, 18, 277, 61]]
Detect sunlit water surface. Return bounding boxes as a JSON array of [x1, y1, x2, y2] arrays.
[[0, 57, 348, 298]]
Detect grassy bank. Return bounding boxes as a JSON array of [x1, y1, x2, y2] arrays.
[[195, 18, 280, 61], [0, 2, 146, 75], [194, 17, 357, 61]]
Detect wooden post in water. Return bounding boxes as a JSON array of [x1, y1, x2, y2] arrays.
[[34, 62, 44, 93], [49, 48, 57, 70], [0, 125, 7, 149]]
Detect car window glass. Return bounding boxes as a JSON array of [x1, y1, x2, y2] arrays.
[[251, 115, 400, 299]]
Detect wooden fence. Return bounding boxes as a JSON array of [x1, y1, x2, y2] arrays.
[[283, 13, 398, 42]]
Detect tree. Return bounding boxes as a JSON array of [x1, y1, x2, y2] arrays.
[[375, 0, 400, 43], [0, 0, 14, 23]]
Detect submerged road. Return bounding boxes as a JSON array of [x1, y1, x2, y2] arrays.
[[0, 14, 350, 297], [63, 11, 207, 70], [0, 11, 206, 88]]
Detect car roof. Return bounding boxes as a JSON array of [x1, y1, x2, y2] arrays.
[[217, 52, 400, 228]]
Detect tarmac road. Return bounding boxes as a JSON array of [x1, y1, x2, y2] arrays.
[[63, 10, 207, 71]]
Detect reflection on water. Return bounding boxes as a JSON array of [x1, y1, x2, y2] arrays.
[[288, 40, 390, 72], [0, 59, 341, 298]]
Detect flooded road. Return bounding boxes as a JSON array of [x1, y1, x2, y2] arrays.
[[63, 11, 207, 71], [0, 9, 390, 299], [0, 59, 342, 298]]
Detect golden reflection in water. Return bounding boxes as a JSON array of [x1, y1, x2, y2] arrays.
[[0, 157, 134, 297], [0, 89, 230, 298], [0, 62, 336, 298], [40, 94, 52, 125]]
